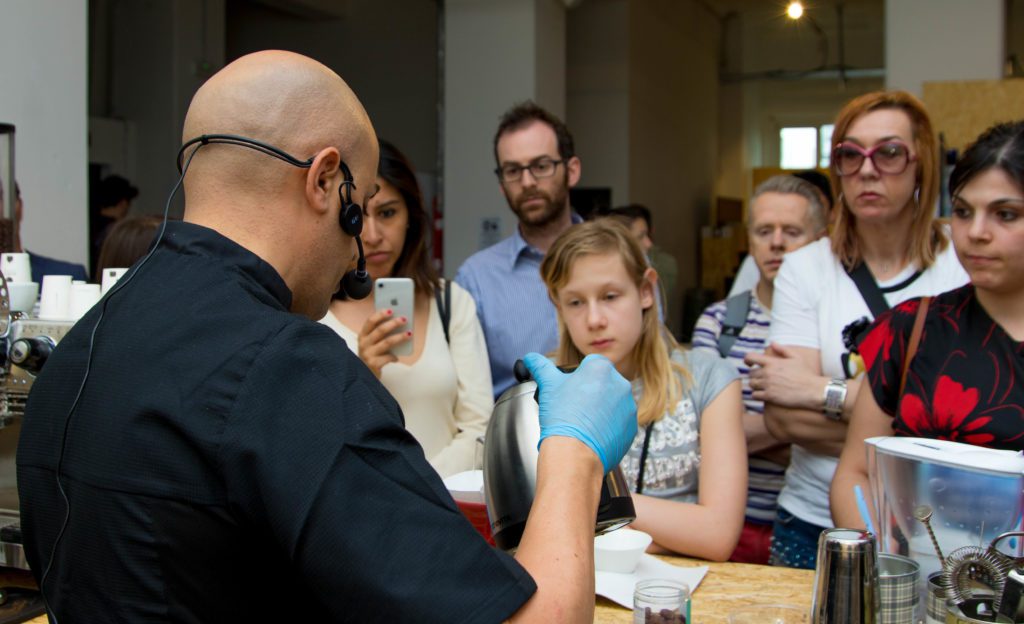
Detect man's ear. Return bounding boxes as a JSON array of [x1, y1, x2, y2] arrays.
[[305, 147, 341, 215], [566, 155, 582, 188], [639, 266, 658, 310]]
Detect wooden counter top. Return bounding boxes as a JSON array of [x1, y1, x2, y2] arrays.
[[15, 558, 814, 623], [595, 557, 815, 623]]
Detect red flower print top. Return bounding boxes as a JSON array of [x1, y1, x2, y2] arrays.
[[860, 284, 1024, 450]]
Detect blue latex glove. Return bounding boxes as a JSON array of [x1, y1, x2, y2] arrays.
[[522, 352, 638, 474]]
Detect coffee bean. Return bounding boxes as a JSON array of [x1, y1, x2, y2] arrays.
[[642, 606, 686, 623]]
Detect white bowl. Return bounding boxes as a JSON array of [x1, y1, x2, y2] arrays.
[[7, 281, 39, 313], [594, 527, 652, 573]]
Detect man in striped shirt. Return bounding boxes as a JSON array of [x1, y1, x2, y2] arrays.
[[691, 175, 826, 564]]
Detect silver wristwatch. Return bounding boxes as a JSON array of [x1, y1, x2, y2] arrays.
[[822, 377, 847, 421]]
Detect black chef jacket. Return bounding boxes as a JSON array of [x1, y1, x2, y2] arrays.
[[17, 221, 535, 623]]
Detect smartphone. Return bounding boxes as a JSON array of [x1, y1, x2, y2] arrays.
[[373, 277, 414, 356]]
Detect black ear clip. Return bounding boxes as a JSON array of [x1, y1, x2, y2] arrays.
[[335, 161, 362, 237], [842, 316, 873, 353]]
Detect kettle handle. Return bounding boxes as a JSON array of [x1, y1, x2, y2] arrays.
[[513, 359, 532, 383], [512, 358, 578, 384]]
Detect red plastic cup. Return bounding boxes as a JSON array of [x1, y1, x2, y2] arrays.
[[456, 499, 495, 546]]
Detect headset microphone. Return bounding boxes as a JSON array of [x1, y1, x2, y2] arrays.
[[340, 236, 371, 299], [334, 162, 371, 300]]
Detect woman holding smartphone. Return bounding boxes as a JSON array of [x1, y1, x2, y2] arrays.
[[321, 140, 493, 477]]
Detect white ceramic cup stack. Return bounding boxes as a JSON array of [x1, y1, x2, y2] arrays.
[[38, 275, 73, 320], [101, 268, 129, 296], [1, 252, 32, 284], [69, 283, 102, 320], [7, 282, 39, 313], [1, 252, 40, 313]]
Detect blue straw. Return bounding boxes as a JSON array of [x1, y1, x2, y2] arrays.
[[854, 485, 877, 535]]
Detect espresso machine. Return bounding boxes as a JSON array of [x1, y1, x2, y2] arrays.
[[0, 295, 74, 571], [0, 123, 75, 575]]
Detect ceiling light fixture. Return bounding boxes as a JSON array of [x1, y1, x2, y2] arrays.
[[786, 1, 805, 20]]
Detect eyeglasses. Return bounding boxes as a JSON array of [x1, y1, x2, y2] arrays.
[[495, 158, 565, 183], [831, 141, 917, 176]]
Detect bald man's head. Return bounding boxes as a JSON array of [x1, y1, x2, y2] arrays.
[[181, 50, 375, 202], [178, 51, 379, 319]]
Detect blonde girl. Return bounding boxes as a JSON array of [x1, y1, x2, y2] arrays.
[[541, 219, 747, 561]]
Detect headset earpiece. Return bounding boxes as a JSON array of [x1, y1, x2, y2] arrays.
[[338, 187, 363, 238], [336, 162, 363, 238]]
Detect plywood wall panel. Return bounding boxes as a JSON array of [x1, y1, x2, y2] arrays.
[[923, 79, 1024, 151]]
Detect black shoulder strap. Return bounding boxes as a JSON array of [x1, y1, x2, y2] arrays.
[[716, 290, 752, 358], [635, 423, 654, 495], [846, 262, 890, 318], [435, 279, 452, 345]]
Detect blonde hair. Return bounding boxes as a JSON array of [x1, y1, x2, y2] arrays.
[[829, 90, 948, 269], [540, 219, 689, 426]]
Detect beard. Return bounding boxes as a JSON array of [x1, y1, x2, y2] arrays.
[[506, 172, 570, 228]]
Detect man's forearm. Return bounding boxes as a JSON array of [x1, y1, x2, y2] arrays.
[[743, 410, 783, 455], [510, 437, 604, 624], [763, 403, 848, 446]]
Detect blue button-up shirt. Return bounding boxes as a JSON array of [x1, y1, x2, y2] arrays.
[[455, 227, 566, 400]]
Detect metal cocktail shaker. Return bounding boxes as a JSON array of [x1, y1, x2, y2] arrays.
[[811, 528, 881, 623]]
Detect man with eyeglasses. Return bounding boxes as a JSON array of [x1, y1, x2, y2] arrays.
[[456, 101, 583, 398]]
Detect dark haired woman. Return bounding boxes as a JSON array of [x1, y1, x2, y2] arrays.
[[832, 119, 1024, 527], [95, 214, 165, 275], [321, 140, 492, 477]]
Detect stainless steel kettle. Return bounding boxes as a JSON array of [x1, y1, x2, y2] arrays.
[[482, 360, 636, 552]]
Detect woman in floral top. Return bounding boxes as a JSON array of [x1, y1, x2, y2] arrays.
[[831, 120, 1024, 527]]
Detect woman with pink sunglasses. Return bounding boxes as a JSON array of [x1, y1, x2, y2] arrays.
[[743, 91, 968, 569]]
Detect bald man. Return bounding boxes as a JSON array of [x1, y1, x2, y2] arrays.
[[16, 51, 637, 623]]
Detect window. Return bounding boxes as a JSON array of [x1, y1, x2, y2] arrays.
[[780, 127, 816, 169], [779, 124, 834, 169], [819, 124, 834, 168]]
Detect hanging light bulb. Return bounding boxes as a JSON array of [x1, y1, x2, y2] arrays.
[[786, 1, 805, 20]]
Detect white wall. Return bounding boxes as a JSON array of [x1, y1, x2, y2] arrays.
[[534, 0, 567, 119], [442, 0, 566, 274], [629, 0, 720, 334], [567, 0, 630, 203], [886, 0, 1004, 95], [0, 0, 88, 267]]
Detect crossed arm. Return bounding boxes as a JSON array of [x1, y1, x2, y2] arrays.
[[746, 344, 858, 457]]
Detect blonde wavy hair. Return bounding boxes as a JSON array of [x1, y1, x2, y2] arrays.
[[829, 90, 949, 270], [540, 219, 689, 426]]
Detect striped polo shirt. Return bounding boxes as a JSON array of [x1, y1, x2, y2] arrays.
[[690, 291, 785, 525]]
